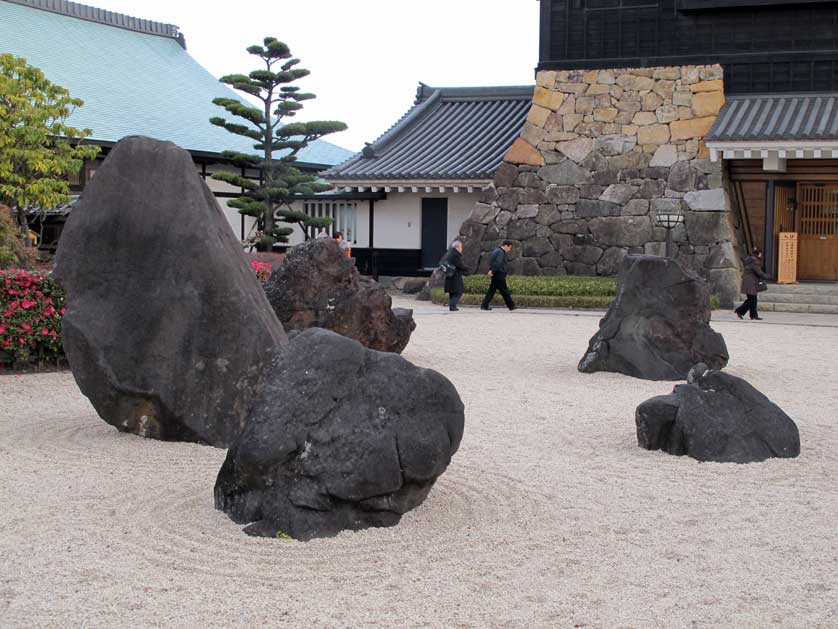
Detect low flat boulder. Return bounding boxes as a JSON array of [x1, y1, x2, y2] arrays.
[[578, 255, 728, 380], [636, 364, 800, 463], [214, 328, 465, 540], [401, 277, 428, 295], [416, 267, 444, 301], [54, 136, 286, 447], [264, 239, 415, 353]]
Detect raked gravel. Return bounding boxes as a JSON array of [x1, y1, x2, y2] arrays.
[[1, 301, 836, 629]]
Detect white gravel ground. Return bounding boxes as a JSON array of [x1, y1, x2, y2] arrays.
[[1, 301, 836, 629]]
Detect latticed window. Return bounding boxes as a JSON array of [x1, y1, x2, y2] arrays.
[[302, 201, 358, 242]]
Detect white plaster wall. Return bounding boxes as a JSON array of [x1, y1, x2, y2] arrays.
[[202, 165, 255, 240], [446, 191, 482, 244], [363, 191, 482, 250]]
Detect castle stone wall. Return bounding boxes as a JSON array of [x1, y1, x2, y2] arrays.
[[456, 64, 742, 307]]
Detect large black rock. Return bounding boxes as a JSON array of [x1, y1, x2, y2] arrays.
[[636, 364, 800, 463], [54, 136, 286, 446], [264, 239, 415, 353], [578, 255, 728, 380], [214, 328, 465, 540]]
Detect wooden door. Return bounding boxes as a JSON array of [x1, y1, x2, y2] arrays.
[[796, 184, 838, 280], [420, 198, 448, 270], [773, 184, 796, 276]]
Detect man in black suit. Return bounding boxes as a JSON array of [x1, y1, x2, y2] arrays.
[[480, 240, 516, 311]]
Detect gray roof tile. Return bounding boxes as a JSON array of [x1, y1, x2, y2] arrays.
[[0, 0, 353, 166], [707, 93, 838, 142], [325, 84, 533, 181]]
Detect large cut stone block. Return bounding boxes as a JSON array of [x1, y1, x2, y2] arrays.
[[692, 91, 725, 117], [557, 137, 594, 163], [684, 188, 729, 212], [578, 256, 728, 380], [504, 138, 545, 166], [685, 211, 733, 245], [533, 86, 565, 112], [588, 216, 652, 247], [539, 160, 592, 185], [53, 136, 287, 447], [670, 117, 716, 141]]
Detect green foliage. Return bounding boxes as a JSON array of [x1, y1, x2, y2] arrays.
[[211, 37, 347, 248], [0, 54, 100, 238], [0, 206, 35, 269], [461, 274, 617, 297], [433, 275, 722, 310], [432, 289, 614, 309]]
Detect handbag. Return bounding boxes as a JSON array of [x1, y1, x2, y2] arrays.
[[757, 279, 768, 292]]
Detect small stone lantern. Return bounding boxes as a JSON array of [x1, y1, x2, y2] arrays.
[[655, 206, 684, 258]]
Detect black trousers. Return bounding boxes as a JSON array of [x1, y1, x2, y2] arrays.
[[735, 294, 759, 319], [481, 272, 515, 309], [448, 292, 462, 309]]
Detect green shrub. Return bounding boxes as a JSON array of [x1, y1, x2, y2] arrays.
[[431, 288, 613, 309], [433, 274, 722, 310], [460, 274, 616, 297]]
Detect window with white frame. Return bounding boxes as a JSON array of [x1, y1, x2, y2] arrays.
[[303, 200, 358, 242]]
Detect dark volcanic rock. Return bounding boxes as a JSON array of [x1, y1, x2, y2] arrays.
[[578, 255, 728, 380], [636, 363, 800, 463], [53, 136, 285, 447], [264, 239, 415, 353], [215, 328, 465, 540]]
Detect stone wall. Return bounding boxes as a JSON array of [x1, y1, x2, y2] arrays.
[[456, 64, 741, 307]]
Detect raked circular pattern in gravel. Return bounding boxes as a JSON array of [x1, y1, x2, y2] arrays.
[[1, 302, 837, 628]]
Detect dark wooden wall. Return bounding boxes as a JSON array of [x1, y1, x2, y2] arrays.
[[539, 0, 838, 93]]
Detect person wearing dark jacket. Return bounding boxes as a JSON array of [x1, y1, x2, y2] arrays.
[[443, 240, 468, 311], [734, 246, 770, 320], [480, 240, 516, 311]]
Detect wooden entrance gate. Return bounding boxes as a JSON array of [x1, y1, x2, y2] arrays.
[[796, 184, 838, 280]]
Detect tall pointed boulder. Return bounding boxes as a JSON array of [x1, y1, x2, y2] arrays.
[[54, 136, 286, 446]]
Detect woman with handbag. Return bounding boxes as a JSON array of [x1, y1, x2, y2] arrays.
[[442, 240, 468, 311], [735, 246, 770, 320]]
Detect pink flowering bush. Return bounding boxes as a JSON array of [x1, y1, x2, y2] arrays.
[[0, 262, 272, 367], [0, 269, 65, 365], [250, 260, 272, 283]]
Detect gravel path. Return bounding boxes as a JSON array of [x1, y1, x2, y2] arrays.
[[1, 303, 836, 628]]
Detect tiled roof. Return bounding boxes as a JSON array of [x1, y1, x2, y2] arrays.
[[707, 93, 838, 142], [0, 0, 353, 166], [324, 84, 534, 181]]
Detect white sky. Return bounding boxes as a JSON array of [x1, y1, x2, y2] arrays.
[[86, 0, 540, 152]]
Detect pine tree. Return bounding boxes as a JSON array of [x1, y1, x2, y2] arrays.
[[210, 38, 347, 250], [0, 54, 100, 243]]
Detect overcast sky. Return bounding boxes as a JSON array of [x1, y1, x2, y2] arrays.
[[86, 0, 540, 152]]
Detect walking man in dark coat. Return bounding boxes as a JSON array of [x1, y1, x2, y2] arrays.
[[443, 240, 468, 311], [480, 240, 516, 311]]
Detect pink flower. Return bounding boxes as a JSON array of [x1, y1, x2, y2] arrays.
[[41, 328, 49, 335]]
